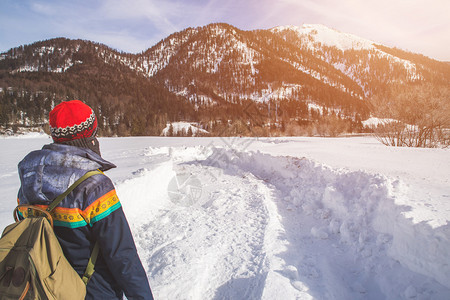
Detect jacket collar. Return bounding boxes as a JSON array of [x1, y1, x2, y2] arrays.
[[42, 143, 116, 172]]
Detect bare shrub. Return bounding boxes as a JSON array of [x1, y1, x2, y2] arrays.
[[370, 83, 450, 148]]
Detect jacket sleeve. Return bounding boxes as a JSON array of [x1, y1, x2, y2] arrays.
[[91, 207, 154, 299], [85, 176, 154, 300]]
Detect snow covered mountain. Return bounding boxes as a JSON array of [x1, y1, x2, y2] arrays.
[[272, 24, 377, 51], [270, 24, 436, 95], [133, 23, 448, 103], [1, 23, 449, 136]]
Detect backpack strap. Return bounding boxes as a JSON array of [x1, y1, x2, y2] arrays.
[[47, 169, 103, 212], [46, 169, 103, 286], [82, 241, 100, 284]]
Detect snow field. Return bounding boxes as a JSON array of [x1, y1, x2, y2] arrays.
[[2, 136, 449, 299], [113, 144, 449, 299]]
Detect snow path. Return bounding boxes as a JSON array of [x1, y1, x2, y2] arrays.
[[113, 145, 449, 299], [117, 148, 273, 299]]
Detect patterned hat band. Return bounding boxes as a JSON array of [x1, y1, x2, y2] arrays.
[[50, 110, 97, 140]]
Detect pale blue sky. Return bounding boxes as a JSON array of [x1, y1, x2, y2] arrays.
[[1, 0, 449, 61]]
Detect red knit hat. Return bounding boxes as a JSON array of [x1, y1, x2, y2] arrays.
[[49, 100, 98, 142]]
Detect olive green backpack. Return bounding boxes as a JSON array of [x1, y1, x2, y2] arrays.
[[0, 170, 101, 299]]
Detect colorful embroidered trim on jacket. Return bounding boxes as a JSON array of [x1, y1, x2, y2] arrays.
[[16, 190, 121, 228], [82, 189, 121, 224]]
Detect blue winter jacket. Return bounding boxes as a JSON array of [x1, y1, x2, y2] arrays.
[[17, 143, 154, 300]]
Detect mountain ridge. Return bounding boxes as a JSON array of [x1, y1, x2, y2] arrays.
[[1, 23, 449, 137]]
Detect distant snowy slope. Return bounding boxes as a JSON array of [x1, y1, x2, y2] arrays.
[[271, 24, 376, 51], [271, 24, 424, 88]]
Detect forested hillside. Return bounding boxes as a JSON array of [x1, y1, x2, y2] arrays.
[[1, 23, 449, 137]]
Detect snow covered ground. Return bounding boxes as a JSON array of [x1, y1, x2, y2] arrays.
[[1, 135, 449, 299]]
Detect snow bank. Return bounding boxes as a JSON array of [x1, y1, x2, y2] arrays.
[[161, 122, 208, 136], [200, 147, 450, 297], [0, 131, 49, 139], [362, 117, 398, 128]]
